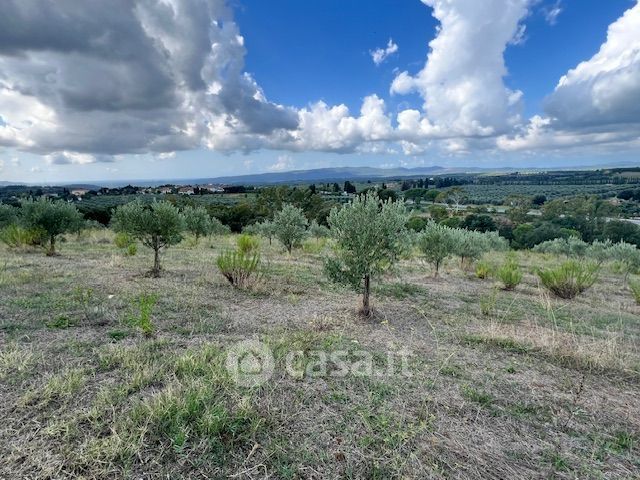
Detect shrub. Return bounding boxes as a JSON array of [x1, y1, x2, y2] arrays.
[[417, 222, 456, 277], [537, 261, 599, 299], [237, 234, 259, 254], [216, 250, 261, 288], [0, 204, 17, 228], [126, 243, 138, 256], [326, 193, 408, 316], [20, 198, 83, 255], [114, 232, 135, 249], [610, 241, 640, 280], [475, 260, 493, 280], [479, 288, 498, 316], [533, 237, 588, 257], [210, 217, 230, 236], [111, 201, 184, 276], [497, 259, 522, 290], [273, 204, 308, 253], [629, 278, 640, 304], [0, 225, 43, 249]]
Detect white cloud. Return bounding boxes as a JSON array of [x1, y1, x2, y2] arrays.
[[0, 0, 297, 159], [390, 0, 530, 137], [268, 154, 294, 172], [499, 1, 640, 152], [544, 1, 563, 25], [370, 39, 399, 65], [544, 1, 640, 129]]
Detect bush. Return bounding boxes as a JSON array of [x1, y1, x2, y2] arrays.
[[629, 278, 640, 304], [497, 259, 522, 290], [610, 241, 640, 280], [417, 222, 456, 277], [216, 250, 261, 288], [537, 261, 599, 299], [308, 220, 330, 238], [273, 204, 308, 253], [114, 232, 135, 249], [475, 260, 493, 280], [533, 237, 588, 257], [237, 234, 260, 254], [0, 225, 43, 249]]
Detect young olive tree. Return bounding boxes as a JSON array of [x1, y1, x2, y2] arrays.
[[309, 219, 330, 239], [326, 193, 408, 316], [21, 198, 83, 256], [112, 201, 184, 276], [417, 222, 456, 277], [273, 204, 309, 253], [182, 205, 212, 243]]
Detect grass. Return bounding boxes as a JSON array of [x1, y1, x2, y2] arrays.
[[0, 235, 638, 478]]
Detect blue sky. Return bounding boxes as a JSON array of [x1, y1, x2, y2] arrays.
[[0, 0, 639, 183]]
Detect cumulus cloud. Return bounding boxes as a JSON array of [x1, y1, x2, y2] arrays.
[[391, 0, 530, 137], [499, 1, 640, 152], [268, 154, 294, 172], [0, 0, 298, 158], [544, 1, 640, 129], [370, 39, 399, 65]]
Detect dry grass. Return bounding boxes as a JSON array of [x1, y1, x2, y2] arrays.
[[0, 235, 639, 478]]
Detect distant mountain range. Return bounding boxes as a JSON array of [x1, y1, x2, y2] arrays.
[[3, 161, 640, 188], [88, 165, 514, 188]]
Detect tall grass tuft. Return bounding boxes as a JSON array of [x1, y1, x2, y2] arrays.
[[217, 251, 261, 288], [629, 278, 640, 304], [497, 259, 522, 290], [537, 261, 599, 299]]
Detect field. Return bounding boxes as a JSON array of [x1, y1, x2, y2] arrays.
[[1, 232, 639, 479]]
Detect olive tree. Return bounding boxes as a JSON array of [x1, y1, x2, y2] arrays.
[[21, 198, 83, 256], [309, 219, 330, 239], [273, 204, 308, 253], [0, 204, 17, 228], [417, 222, 456, 277], [112, 201, 184, 276], [182, 205, 212, 243], [326, 193, 408, 316]]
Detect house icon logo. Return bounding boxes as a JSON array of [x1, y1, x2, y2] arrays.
[[225, 339, 275, 387]]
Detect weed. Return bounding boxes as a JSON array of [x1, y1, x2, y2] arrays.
[[126, 293, 158, 337], [628, 277, 640, 304], [497, 259, 522, 290], [479, 287, 498, 316], [461, 385, 493, 407], [217, 250, 261, 288], [475, 260, 492, 279], [46, 315, 74, 329]]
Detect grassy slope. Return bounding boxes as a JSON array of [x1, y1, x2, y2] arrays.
[[0, 231, 638, 479]]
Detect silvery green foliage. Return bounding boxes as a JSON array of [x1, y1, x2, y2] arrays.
[[483, 231, 509, 251], [610, 241, 640, 278], [0, 204, 18, 228], [417, 222, 457, 276], [112, 200, 184, 275], [21, 197, 84, 255], [209, 216, 230, 235], [182, 205, 212, 240], [273, 204, 309, 253], [308, 219, 330, 238], [534, 237, 588, 257], [452, 229, 491, 264], [585, 239, 613, 264], [326, 193, 409, 291]]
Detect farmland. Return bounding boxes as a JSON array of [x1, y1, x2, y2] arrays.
[[0, 230, 638, 478]]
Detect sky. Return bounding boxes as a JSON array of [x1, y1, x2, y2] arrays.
[[0, 0, 639, 184]]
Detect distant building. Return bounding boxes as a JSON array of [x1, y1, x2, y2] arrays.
[[178, 186, 195, 195], [71, 189, 89, 197], [158, 187, 173, 194]]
